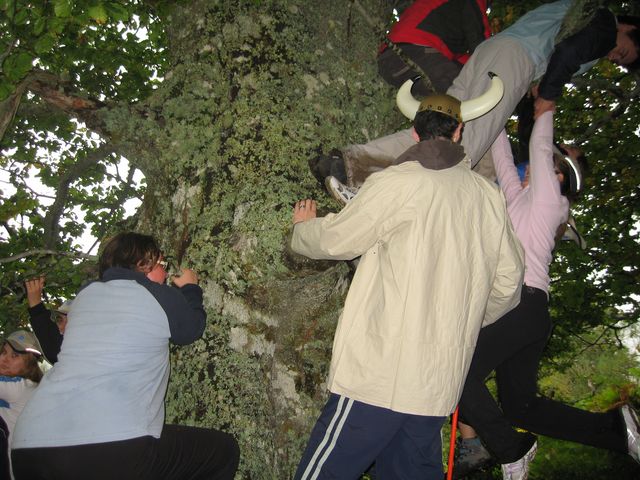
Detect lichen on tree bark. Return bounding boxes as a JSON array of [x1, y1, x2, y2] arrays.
[[116, 1, 402, 477]]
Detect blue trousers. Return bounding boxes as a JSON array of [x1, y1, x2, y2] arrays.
[[295, 394, 446, 480]]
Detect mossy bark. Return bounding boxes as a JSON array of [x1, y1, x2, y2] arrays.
[[104, 1, 404, 477]]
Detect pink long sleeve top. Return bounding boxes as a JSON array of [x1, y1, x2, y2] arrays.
[[491, 111, 568, 295]]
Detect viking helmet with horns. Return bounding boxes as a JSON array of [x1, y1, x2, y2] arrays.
[[396, 72, 504, 122]]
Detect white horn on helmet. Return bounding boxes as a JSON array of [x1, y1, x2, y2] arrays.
[[460, 72, 504, 121], [396, 78, 421, 120], [396, 72, 504, 122]]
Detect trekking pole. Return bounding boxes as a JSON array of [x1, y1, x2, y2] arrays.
[[446, 406, 459, 480]]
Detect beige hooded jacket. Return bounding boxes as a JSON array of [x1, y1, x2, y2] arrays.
[[292, 141, 524, 416]]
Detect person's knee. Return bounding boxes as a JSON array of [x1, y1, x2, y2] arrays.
[[501, 395, 538, 424]]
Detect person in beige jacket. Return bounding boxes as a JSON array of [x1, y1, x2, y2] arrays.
[[291, 85, 524, 479]]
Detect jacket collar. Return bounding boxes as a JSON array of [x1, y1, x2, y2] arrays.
[[395, 138, 467, 170], [101, 267, 147, 282]]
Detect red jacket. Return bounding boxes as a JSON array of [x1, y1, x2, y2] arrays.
[[381, 0, 490, 64]]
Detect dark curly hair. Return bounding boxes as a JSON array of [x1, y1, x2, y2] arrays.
[[617, 15, 640, 71], [98, 232, 161, 279]]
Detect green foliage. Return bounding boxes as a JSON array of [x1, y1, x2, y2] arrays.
[[0, 1, 166, 332], [0, 0, 639, 478], [0, 0, 167, 101]]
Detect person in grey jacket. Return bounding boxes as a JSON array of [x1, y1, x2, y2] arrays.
[[326, 1, 639, 196]]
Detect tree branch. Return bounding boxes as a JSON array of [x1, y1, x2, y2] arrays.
[[0, 75, 31, 142], [0, 39, 17, 66], [3, 178, 57, 200], [0, 249, 96, 265], [42, 144, 116, 248], [25, 70, 109, 136], [2, 221, 16, 238], [574, 78, 640, 144]]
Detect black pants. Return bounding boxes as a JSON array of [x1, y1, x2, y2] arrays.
[[377, 44, 462, 96], [11, 424, 239, 480], [1, 416, 9, 480], [459, 286, 626, 463]]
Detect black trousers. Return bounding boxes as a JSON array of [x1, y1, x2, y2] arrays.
[[377, 44, 462, 96], [1, 416, 9, 480], [459, 286, 627, 463], [11, 424, 239, 480]]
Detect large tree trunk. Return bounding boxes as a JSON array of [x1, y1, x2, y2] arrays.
[[107, 1, 401, 477]]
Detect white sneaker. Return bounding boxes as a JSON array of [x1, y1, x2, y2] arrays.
[[325, 176, 359, 206], [501, 441, 537, 480], [622, 404, 640, 463]]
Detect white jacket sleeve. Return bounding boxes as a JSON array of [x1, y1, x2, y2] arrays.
[[291, 170, 412, 260], [483, 209, 525, 327], [0, 376, 33, 405]]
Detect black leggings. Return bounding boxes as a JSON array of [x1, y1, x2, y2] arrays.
[[11, 424, 239, 480], [459, 286, 626, 463]]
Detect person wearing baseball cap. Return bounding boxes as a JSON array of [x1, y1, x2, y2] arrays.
[[1, 330, 44, 479]]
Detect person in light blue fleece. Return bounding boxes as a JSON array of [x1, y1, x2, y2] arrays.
[[11, 232, 239, 480]]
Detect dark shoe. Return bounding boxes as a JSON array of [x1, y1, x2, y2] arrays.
[[452, 438, 493, 479], [308, 148, 346, 185]]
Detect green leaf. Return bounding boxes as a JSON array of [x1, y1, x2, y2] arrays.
[[32, 16, 47, 36], [53, 0, 72, 18], [48, 17, 66, 34], [105, 2, 130, 22], [13, 7, 29, 25], [0, 191, 38, 222], [3, 51, 34, 82], [87, 4, 108, 24], [34, 34, 57, 54]]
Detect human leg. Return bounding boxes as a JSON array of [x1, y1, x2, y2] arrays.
[[342, 129, 415, 186], [375, 414, 446, 480], [447, 36, 535, 166], [151, 424, 240, 480], [377, 45, 462, 95], [294, 394, 441, 480], [12, 426, 238, 480], [12, 436, 157, 480], [498, 346, 627, 453], [458, 288, 550, 463], [0, 417, 10, 480], [453, 424, 493, 479]]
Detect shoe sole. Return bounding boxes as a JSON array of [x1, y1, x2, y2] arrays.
[[622, 405, 640, 463], [324, 177, 348, 206], [501, 442, 537, 480]]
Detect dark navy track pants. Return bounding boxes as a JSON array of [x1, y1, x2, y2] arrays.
[[295, 393, 446, 480]]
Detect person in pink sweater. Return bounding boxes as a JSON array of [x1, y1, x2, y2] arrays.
[[456, 111, 640, 480]]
